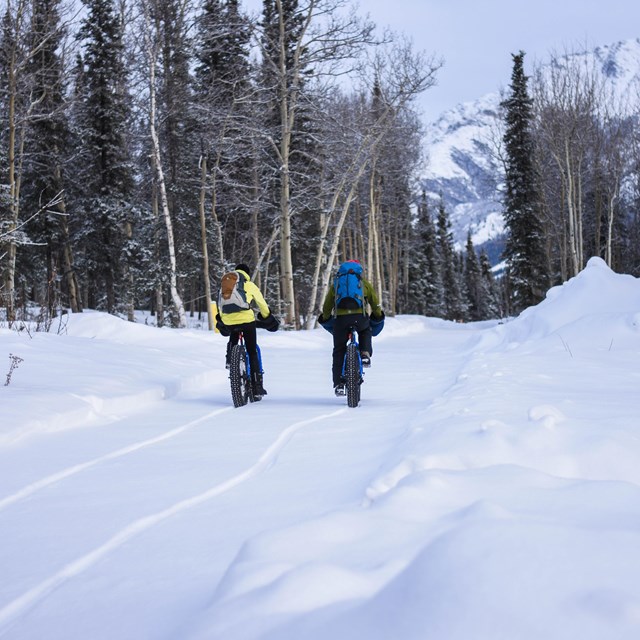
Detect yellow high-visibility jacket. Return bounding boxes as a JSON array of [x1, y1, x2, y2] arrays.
[[220, 269, 270, 326]]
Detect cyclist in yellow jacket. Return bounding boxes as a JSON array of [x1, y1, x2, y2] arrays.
[[216, 264, 278, 397]]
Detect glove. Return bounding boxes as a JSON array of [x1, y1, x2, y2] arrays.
[[317, 313, 335, 334], [257, 312, 280, 332], [369, 309, 385, 336], [266, 314, 280, 332], [215, 313, 231, 336]]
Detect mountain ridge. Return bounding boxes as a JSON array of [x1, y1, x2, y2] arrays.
[[421, 38, 640, 258]]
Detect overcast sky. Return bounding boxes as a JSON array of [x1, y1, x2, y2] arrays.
[[242, 0, 640, 122]]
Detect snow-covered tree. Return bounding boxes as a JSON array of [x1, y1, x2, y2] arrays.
[[1, 0, 32, 323], [464, 232, 483, 321], [501, 51, 549, 312], [74, 0, 137, 315], [479, 249, 501, 319], [408, 191, 443, 317], [193, 0, 255, 304], [436, 198, 465, 321], [21, 0, 81, 314]]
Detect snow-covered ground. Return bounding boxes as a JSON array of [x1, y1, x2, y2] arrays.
[[2, 257, 640, 640]]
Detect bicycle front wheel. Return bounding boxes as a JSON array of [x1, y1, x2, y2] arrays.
[[230, 344, 252, 407], [345, 343, 362, 408]]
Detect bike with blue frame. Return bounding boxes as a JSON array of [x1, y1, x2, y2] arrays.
[[319, 312, 384, 408], [229, 331, 263, 408], [217, 311, 278, 408]]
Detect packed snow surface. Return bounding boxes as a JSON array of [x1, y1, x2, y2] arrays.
[[1, 257, 640, 639]]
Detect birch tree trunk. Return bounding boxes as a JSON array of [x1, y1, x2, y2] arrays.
[[150, 99, 186, 328], [564, 141, 579, 276], [4, 50, 19, 324], [366, 168, 375, 286], [150, 153, 164, 327], [142, 1, 186, 328], [199, 154, 213, 330], [272, 0, 314, 328], [606, 195, 615, 266]]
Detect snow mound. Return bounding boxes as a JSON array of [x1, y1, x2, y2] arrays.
[[1, 311, 225, 446], [493, 258, 640, 348]]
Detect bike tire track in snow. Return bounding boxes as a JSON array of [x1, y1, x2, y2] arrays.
[[0, 408, 346, 635], [0, 407, 233, 513]]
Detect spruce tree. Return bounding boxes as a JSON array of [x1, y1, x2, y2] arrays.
[[479, 249, 501, 319], [410, 191, 443, 316], [74, 0, 136, 313], [192, 0, 255, 324], [194, 0, 254, 268], [21, 0, 81, 314], [501, 51, 549, 312], [436, 199, 465, 321], [195, 0, 250, 99], [464, 232, 483, 320]]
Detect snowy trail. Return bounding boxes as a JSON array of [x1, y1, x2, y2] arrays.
[[0, 406, 234, 513], [0, 409, 346, 635], [0, 318, 479, 640]]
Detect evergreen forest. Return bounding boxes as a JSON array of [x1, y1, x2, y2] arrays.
[[1, 1, 638, 329]]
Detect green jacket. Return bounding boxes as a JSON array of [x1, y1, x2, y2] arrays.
[[322, 276, 383, 319]]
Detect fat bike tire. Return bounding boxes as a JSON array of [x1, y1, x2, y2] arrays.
[[345, 344, 361, 408], [230, 345, 253, 407]]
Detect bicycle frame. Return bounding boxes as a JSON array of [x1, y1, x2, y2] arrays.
[[237, 332, 263, 376]]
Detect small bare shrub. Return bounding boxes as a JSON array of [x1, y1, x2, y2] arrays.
[[5, 354, 24, 386]]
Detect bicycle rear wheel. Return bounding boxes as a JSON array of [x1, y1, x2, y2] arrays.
[[345, 343, 362, 408], [230, 344, 253, 407]]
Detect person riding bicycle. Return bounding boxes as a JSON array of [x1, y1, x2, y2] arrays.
[[215, 264, 279, 397], [318, 259, 384, 397]]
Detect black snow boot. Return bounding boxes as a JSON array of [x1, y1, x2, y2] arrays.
[[252, 372, 267, 397]]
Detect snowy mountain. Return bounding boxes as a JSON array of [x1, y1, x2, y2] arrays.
[[2, 258, 640, 639], [422, 92, 505, 257], [422, 38, 640, 257]]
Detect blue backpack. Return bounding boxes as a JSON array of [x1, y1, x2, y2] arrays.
[[334, 261, 364, 311]]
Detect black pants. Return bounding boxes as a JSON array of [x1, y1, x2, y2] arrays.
[[332, 314, 372, 386], [226, 322, 261, 377]]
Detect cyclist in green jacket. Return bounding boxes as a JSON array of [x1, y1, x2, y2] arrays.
[[319, 260, 383, 396]]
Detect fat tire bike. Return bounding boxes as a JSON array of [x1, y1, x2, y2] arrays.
[[229, 332, 263, 408], [342, 328, 364, 408]]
